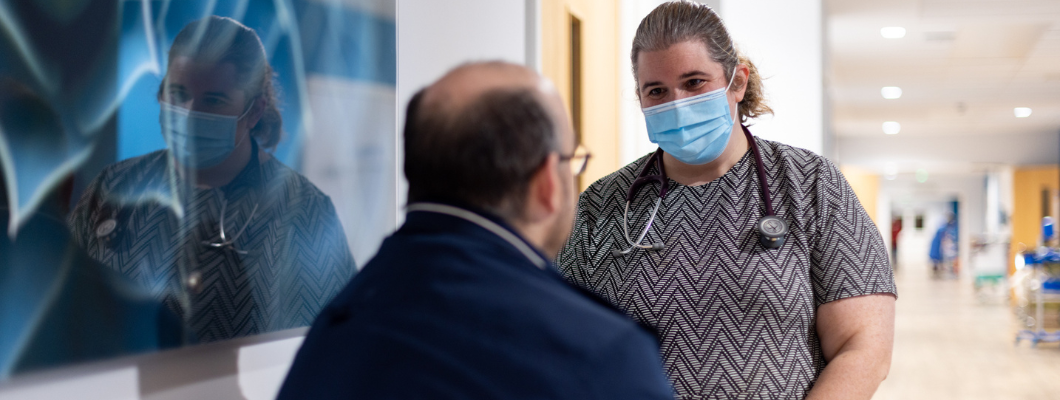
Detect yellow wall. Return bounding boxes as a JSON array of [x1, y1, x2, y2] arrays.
[[839, 166, 879, 224], [540, 0, 620, 191], [1010, 165, 1060, 274]]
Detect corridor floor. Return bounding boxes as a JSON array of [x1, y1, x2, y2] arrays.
[[872, 263, 1060, 400]]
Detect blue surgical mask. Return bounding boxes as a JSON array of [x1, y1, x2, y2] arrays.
[[642, 70, 737, 165], [159, 102, 250, 169]]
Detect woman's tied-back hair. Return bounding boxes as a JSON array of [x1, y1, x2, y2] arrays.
[[160, 16, 283, 149], [631, 1, 772, 123]]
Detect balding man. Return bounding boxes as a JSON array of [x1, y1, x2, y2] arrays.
[[277, 62, 674, 399]]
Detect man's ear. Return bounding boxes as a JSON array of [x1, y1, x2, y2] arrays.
[[524, 154, 560, 223]]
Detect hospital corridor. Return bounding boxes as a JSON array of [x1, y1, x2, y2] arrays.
[[876, 260, 1060, 400], [1, 0, 1059, 399]]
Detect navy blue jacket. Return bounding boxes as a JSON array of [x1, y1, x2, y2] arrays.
[[278, 204, 674, 399]]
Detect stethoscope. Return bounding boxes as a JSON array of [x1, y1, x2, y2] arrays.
[[94, 139, 264, 256], [612, 125, 789, 257]]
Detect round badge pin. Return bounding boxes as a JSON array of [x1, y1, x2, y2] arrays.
[[95, 219, 117, 238]]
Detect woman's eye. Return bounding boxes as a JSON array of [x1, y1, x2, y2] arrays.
[[647, 88, 664, 97], [686, 79, 705, 89], [167, 91, 187, 103]]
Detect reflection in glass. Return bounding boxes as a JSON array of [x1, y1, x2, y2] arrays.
[[0, 81, 181, 378], [69, 16, 356, 343], [1, 0, 395, 378]]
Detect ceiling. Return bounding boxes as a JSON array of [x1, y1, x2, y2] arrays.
[[827, 0, 1060, 146]]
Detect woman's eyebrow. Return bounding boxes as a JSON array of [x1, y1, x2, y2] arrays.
[[640, 80, 663, 91], [204, 91, 232, 100], [640, 70, 712, 91], [678, 70, 709, 79]]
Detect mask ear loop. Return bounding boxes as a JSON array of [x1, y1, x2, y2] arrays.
[[232, 98, 257, 149], [725, 66, 739, 124]]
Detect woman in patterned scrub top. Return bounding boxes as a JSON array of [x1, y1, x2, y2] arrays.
[[70, 16, 356, 343], [556, 2, 897, 399]]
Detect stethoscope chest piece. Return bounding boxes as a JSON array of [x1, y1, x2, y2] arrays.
[[757, 215, 788, 249]]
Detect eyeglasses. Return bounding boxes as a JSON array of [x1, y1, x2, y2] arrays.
[[559, 144, 592, 177]]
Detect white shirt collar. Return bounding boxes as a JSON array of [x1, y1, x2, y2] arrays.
[[405, 203, 547, 270]]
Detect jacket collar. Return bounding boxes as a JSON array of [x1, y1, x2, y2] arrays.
[[404, 202, 547, 270]]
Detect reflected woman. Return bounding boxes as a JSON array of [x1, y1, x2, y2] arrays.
[[70, 16, 356, 343]]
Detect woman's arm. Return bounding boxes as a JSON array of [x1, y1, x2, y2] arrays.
[[806, 293, 896, 400]]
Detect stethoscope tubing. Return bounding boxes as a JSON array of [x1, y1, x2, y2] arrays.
[[615, 125, 779, 256]]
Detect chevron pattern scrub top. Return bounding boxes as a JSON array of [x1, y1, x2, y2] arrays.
[[557, 137, 897, 399], [70, 143, 356, 343]]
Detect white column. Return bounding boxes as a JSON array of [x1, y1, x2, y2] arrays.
[[720, 0, 824, 154], [395, 0, 529, 224]]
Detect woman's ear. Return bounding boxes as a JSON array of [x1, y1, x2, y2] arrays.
[[244, 97, 266, 128], [733, 64, 750, 103]]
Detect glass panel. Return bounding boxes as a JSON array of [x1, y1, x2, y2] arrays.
[[0, 0, 395, 378]]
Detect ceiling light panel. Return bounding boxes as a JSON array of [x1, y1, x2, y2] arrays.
[[880, 27, 906, 39], [881, 86, 903, 99], [882, 121, 901, 134]]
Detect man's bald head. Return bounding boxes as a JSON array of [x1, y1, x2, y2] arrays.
[[419, 62, 567, 136], [403, 61, 572, 220], [422, 62, 537, 109]]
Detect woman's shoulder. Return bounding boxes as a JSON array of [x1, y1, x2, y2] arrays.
[[90, 150, 169, 193], [757, 137, 830, 165], [102, 150, 167, 175], [756, 137, 841, 180], [260, 157, 332, 205]]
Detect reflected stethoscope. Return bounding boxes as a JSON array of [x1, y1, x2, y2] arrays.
[[200, 197, 259, 254], [96, 193, 260, 255], [612, 125, 789, 257], [95, 140, 264, 256]]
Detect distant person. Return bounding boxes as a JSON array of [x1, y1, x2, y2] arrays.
[[69, 16, 355, 343], [277, 62, 674, 399], [556, 2, 897, 399], [0, 80, 180, 378], [891, 216, 902, 268], [929, 216, 958, 278]]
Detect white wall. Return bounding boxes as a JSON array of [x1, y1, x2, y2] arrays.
[[721, 0, 824, 154], [395, 0, 529, 223]]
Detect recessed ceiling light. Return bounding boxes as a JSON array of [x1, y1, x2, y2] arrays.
[[881, 86, 902, 99], [884, 163, 898, 180], [916, 168, 929, 183], [881, 27, 906, 39], [1014, 107, 1032, 118], [882, 121, 901, 135]]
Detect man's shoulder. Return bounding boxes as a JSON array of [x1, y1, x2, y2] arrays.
[[284, 233, 667, 399], [348, 232, 648, 341]]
